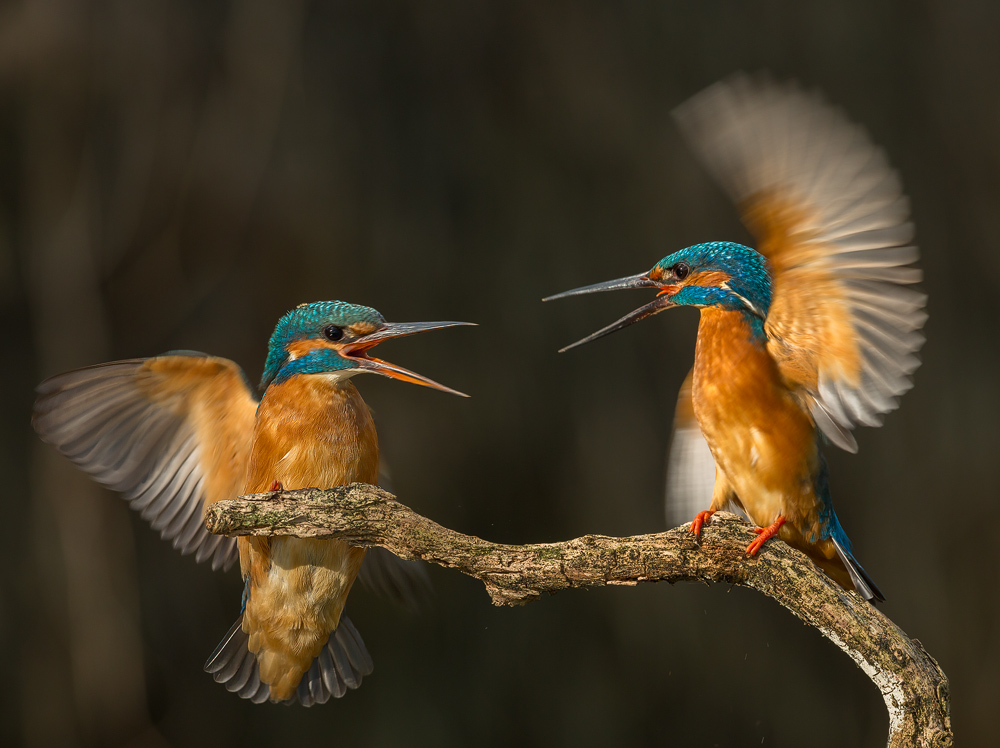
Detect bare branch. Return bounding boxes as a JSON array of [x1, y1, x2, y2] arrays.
[[205, 483, 952, 748]]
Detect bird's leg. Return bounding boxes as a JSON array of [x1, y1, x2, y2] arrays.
[[268, 480, 283, 492], [746, 516, 786, 556], [690, 510, 716, 541]]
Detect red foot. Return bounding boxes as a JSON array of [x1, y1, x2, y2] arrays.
[[268, 480, 283, 492], [746, 516, 786, 556], [690, 510, 716, 541]]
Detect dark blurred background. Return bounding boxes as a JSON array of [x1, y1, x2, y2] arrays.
[[2, 1, 996, 746]]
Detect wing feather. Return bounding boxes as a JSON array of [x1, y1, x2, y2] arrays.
[[33, 354, 257, 571], [664, 370, 717, 527], [356, 460, 433, 608], [673, 74, 926, 448]]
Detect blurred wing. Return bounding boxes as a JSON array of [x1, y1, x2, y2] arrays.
[[356, 458, 432, 608], [674, 74, 926, 452], [357, 545, 432, 609], [33, 353, 258, 570], [665, 370, 716, 527]]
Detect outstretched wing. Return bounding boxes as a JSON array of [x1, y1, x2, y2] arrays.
[[33, 353, 259, 570], [673, 74, 926, 452]]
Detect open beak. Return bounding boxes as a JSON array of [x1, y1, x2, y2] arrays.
[[543, 272, 674, 352], [342, 320, 474, 396]]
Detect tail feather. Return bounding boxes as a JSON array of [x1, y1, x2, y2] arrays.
[[319, 647, 348, 697], [228, 653, 256, 693], [204, 612, 372, 706], [204, 616, 270, 703], [336, 615, 374, 675], [237, 668, 268, 703], [298, 659, 330, 706], [831, 536, 885, 603], [328, 632, 360, 689], [204, 616, 251, 681]]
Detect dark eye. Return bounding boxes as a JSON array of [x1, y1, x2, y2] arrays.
[[673, 262, 690, 280], [323, 325, 344, 341]]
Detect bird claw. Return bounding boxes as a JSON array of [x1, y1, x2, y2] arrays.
[[745, 516, 786, 556], [268, 480, 283, 492], [690, 510, 716, 542]]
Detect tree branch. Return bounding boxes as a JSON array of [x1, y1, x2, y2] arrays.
[[205, 483, 952, 748]]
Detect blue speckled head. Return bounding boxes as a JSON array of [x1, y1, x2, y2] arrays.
[[650, 241, 773, 319], [259, 300, 472, 395], [261, 301, 385, 388]]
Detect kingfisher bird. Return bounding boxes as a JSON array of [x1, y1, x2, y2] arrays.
[[33, 300, 471, 704], [545, 75, 927, 601]]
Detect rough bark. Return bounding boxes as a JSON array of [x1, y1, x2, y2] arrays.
[[205, 483, 952, 748]]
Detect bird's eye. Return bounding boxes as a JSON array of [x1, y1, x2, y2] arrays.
[[673, 262, 690, 280], [323, 325, 344, 341]]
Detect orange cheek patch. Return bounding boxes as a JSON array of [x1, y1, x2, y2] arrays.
[[686, 270, 731, 287], [285, 339, 336, 359]]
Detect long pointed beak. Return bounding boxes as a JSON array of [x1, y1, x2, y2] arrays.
[[542, 272, 659, 301], [346, 320, 474, 396], [557, 295, 675, 352], [545, 272, 674, 352]]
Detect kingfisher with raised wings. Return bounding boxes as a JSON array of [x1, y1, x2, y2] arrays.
[[33, 301, 471, 703], [546, 76, 926, 601]]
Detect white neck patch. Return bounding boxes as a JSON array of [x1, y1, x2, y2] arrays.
[[721, 281, 763, 317]]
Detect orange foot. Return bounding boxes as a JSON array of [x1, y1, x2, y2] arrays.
[[746, 516, 786, 556], [268, 480, 283, 492], [690, 510, 716, 542]]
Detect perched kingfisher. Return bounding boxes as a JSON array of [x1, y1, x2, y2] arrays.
[[546, 75, 927, 601], [33, 301, 471, 704]]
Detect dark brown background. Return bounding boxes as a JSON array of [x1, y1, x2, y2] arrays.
[[3, 1, 995, 746]]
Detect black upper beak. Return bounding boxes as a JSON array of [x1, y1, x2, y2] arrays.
[[543, 272, 674, 352], [542, 272, 659, 301], [358, 320, 475, 344]]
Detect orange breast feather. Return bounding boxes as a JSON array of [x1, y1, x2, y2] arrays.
[[239, 375, 378, 701], [692, 309, 831, 551]]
